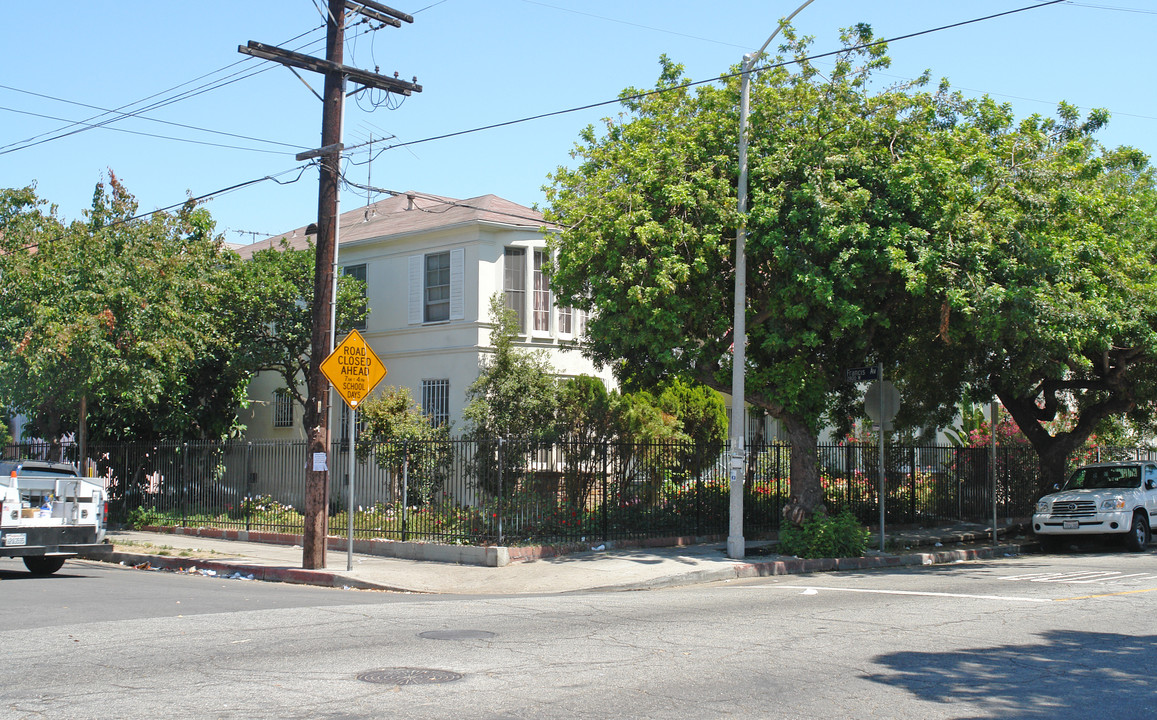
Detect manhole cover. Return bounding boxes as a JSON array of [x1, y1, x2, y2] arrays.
[[419, 629, 496, 640], [357, 668, 463, 686]]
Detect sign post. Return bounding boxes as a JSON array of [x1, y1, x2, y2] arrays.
[[320, 329, 387, 571], [862, 367, 899, 552]]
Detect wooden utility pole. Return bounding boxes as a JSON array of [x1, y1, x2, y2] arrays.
[[298, 0, 345, 570], [239, 0, 420, 569]]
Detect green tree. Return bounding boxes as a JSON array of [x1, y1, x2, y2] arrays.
[[464, 294, 559, 496], [554, 375, 615, 508], [989, 134, 1157, 492], [0, 178, 250, 450], [890, 94, 1157, 491], [545, 28, 954, 523], [357, 385, 450, 505], [230, 238, 368, 432], [654, 377, 728, 476]]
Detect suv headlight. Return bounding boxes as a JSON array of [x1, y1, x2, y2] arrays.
[[1036, 500, 1050, 513], [1101, 497, 1126, 510]]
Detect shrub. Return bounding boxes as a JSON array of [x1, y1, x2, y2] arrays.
[[125, 506, 163, 529], [777, 509, 869, 559]]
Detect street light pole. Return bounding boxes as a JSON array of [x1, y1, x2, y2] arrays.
[[729, 0, 817, 560]]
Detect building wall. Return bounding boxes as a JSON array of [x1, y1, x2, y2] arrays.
[[239, 211, 613, 441]]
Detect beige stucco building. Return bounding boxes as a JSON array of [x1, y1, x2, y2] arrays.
[[234, 191, 614, 440]]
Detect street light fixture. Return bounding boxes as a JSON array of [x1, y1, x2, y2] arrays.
[[728, 0, 817, 560]]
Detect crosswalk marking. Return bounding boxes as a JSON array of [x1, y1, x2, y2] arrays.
[[999, 571, 1157, 585], [733, 585, 1052, 603]]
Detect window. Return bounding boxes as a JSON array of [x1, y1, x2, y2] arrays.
[[341, 264, 367, 330], [558, 305, 572, 335], [424, 252, 450, 322], [559, 302, 584, 337], [533, 249, 550, 333], [408, 249, 464, 325], [504, 247, 526, 332], [273, 389, 293, 428], [421, 379, 450, 427], [748, 408, 766, 446], [339, 402, 366, 443]]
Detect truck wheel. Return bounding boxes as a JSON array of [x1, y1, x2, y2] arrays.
[[1125, 513, 1150, 552], [23, 556, 65, 575]]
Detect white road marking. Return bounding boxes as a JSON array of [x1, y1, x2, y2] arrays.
[[999, 572, 1069, 581], [1000, 571, 1157, 585], [1031, 572, 1122, 583], [732, 585, 1053, 603]]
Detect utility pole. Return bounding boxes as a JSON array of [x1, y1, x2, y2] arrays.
[[240, 0, 421, 569]]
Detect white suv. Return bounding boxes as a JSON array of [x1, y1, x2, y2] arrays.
[[1033, 461, 1157, 552]]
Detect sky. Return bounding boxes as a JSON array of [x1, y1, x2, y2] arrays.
[[3, 1, 1156, 245]]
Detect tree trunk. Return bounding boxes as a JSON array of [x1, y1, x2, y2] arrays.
[[1037, 448, 1070, 495], [779, 412, 826, 526], [998, 390, 1105, 495], [35, 403, 64, 463]]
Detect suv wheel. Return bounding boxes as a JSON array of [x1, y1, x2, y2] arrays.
[[1125, 512, 1150, 552]]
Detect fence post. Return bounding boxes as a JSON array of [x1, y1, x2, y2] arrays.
[[401, 440, 409, 542], [601, 441, 610, 543], [181, 442, 189, 528], [908, 446, 917, 521], [245, 442, 253, 532], [497, 437, 505, 546], [694, 443, 702, 537]]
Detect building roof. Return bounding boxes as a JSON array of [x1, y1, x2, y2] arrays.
[[233, 191, 548, 259]]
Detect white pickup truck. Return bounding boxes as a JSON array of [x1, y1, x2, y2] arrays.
[[1032, 461, 1157, 552], [0, 459, 111, 574]]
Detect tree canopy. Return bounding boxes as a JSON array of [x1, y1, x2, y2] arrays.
[[546, 28, 958, 520], [544, 25, 1157, 517], [897, 98, 1157, 489], [0, 178, 247, 449], [0, 178, 371, 449], [230, 239, 368, 432]]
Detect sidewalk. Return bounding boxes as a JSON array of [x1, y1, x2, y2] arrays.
[[81, 521, 1035, 595]]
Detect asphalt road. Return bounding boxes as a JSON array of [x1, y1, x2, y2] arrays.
[[3, 549, 1156, 719]]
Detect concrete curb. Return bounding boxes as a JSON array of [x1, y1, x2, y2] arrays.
[[136, 525, 510, 567], [77, 550, 418, 593], [134, 525, 748, 568], [80, 539, 1034, 595]]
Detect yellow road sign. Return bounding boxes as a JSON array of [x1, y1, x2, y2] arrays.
[[320, 329, 387, 408]]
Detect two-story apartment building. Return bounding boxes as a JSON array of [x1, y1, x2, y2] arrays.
[[235, 191, 615, 439]]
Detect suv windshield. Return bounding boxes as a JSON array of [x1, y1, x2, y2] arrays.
[[1062, 465, 1142, 490]]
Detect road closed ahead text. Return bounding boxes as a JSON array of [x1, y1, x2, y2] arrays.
[[321, 330, 387, 407]]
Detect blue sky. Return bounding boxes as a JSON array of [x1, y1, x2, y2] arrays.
[[3, 1, 1154, 243]]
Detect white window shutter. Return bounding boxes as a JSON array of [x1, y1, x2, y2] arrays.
[[408, 255, 422, 325], [449, 248, 465, 321]]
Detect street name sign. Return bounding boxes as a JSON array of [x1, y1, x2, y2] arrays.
[[845, 366, 879, 383], [320, 329, 387, 408]]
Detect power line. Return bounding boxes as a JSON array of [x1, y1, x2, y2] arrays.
[[1064, 1, 1157, 15], [2, 18, 400, 159], [350, 0, 1069, 158], [0, 105, 299, 157], [117, 164, 314, 225], [0, 25, 327, 156], [0, 85, 307, 153], [33, 0, 1070, 239], [339, 180, 551, 227], [3, 165, 312, 255]]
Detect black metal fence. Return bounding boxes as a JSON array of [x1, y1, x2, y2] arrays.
[[6, 437, 1085, 545]]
